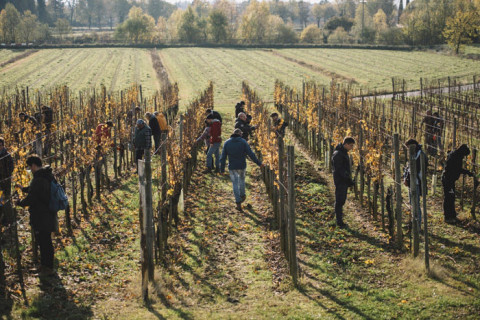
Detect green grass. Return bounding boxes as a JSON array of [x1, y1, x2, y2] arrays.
[[159, 48, 331, 111], [0, 48, 32, 64], [275, 48, 480, 92], [0, 48, 160, 96]]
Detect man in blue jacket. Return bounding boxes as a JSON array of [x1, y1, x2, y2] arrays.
[[220, 129, 263, 211]]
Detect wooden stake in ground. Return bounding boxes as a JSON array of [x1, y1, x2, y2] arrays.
[[420, 152, 430, 271], [287, 146, 298, 285], [409, 144, 420, 257], [393, 134, 403, 249]]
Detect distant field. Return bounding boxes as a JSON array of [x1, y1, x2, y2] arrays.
[[0, 49, 31, 64], [275, 48, 480, 91], [159, 48, 331, 111], [1, 47, 479, 110], [0, 48, 159, 97]]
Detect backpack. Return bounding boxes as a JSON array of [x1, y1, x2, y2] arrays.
[[50, 180, 69, 213]]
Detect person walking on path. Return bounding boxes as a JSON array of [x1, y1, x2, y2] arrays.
[[204, 115, 222, 173], [133, 119, 152, 167], [16, 156, 56, 277], [145, 112, 162, 153], [220, 128, 263, 212], [0, 137, 14, 225], [403, 139, 428, 229], [332, 137, 355, 228], [442, 144, 478, 223]]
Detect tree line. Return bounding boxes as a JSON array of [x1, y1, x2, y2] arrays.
[[0, 0, 479, 51]]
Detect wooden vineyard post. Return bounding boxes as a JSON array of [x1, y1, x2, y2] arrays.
[[381, 178, 385, 230], [471, 149, 478, 220], [420, 152, 430, 271], [359, 128, 365, 207], [409, 144, 420, 257], [394, 134, 403, 249], [278, 137, 286, 254], [287, 146, 298, 285], [453, 117, 457, 149], [139, 150, 154, 302]]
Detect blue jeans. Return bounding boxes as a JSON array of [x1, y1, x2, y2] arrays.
[[207, 142, 220, 169], [229, 169, 246, 203]]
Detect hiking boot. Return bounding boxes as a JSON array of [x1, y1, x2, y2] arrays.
[[236, 203, 243, 212], [39, 267, 55, 277], [445, 217, 459, 224], [337, 222, 347, 229]]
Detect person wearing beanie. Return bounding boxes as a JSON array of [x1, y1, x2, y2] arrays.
[[220, 128, 262, 212]]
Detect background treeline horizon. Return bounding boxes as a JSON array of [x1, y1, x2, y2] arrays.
[[0, 0, 479, 52]]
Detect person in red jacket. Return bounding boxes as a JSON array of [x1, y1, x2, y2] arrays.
[[94, 121, 113, 146], [205, 115, 222, 173]]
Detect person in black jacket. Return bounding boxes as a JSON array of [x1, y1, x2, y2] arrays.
[[332, 137, 355, 228], [235, 101, 246, 118], [145, 112, 161, 153], [270, 113, 288, 138], [17, 156, 56, 276], [0, 137, 14, 225], [442, 144, 477, 223], [206, 109, 222, 123], [235, 112, 255, 141]]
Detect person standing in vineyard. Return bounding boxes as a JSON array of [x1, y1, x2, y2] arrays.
[[16, 156, 56, 277], [235, 101, 246, 118], [204, 115, 222, 173], [0, 137, 14, 225], [196, 120, 211, 155], [432, 112, 444, 154], [145, 113, 162, 153], [270, 113, 288, 138], [442, 144, 477, 224], [133, 119, 152, 169], [154, 111, 169, 134], [206, 108, 222, 123], [235, 113, 255, 141], [403, 139, 428, 229], [332, 137, 355, 228], [220, 128, 263, 212]]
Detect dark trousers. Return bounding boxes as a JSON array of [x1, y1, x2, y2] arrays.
[[35, 230, 54, 269], [443, 179, 456, 220], [135, 149, 144, 163], [335, 183, 348, 225], [153, 134, 161, 153]]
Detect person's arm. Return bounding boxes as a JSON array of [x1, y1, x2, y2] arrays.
[[245, 142, 262, 166], [461, 168, 474, 176], [196, 127, 209, 143], [145, 128, 152, 149], [18, 178, 40, 207], [219, 143, 227, 173], [7, 154, 14, 176]]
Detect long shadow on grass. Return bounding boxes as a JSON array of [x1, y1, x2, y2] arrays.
[[24, 275, 92, 319]]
